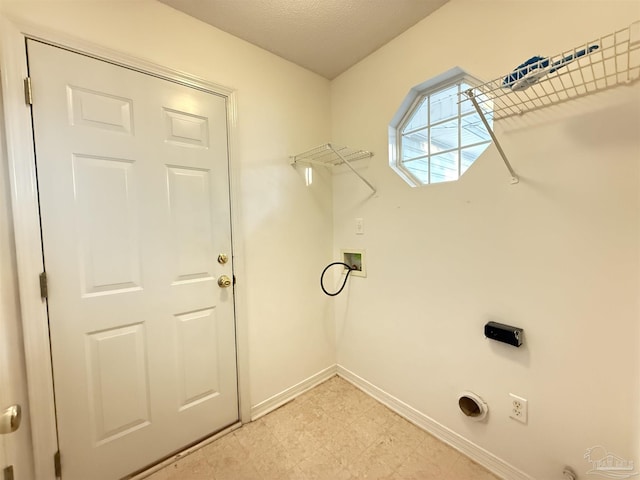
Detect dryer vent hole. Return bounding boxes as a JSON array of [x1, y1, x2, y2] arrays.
[[457, 392, 488, 421], [459, 396, 482, 417]]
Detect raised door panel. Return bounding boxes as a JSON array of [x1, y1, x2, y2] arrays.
[[163, 108, 209, 148], [175, 308, 220, 411], [86, 324, 150, 445], [67, 85, 134, 134], [72, 154, 142, 297], [167, 167, 214, 284]]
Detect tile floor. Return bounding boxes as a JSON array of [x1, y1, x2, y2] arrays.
[[146, 376, 500, 480]]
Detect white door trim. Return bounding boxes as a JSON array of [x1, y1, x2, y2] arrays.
[[0, 17, 250, 480]]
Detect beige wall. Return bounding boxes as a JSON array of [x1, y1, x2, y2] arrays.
[[331, 1, 640, 478], [0, 0, 335, 414]]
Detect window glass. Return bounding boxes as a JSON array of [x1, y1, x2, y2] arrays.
[[390, 71, 493, 187]]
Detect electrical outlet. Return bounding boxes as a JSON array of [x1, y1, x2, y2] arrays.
[[509, 393, 528, 424]]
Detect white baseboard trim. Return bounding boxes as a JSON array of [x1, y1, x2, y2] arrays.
[[250, 364, 337, 421], [337, 365, 534, 480]]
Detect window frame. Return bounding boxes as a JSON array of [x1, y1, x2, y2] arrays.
[[389, 68, 492, 187]]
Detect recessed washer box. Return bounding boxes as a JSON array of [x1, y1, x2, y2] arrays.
[[341, 249, 366, 277]]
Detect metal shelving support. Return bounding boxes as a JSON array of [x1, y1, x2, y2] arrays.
[[291, 143, 376, 193], [465, 90, 519, 185], [461, 20, 640, 184]]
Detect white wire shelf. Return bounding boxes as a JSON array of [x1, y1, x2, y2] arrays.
[[291, 143, 376, 193], [463, 20, 640, 120], [290, 143, 373, 167]]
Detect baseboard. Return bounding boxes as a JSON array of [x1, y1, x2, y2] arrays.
[[250, 364, 337, 421], [336, 365, 534, 480]]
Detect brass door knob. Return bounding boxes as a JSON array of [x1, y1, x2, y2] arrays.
[[217, 275, 232, 288], [0, 404, 21, 434]]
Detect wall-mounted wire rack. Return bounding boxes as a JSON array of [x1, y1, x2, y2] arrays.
[[290, 143, 376, 193], [461, 20, 640, 184]]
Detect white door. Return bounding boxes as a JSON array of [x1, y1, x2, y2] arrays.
[[27, 39, 239, 480]]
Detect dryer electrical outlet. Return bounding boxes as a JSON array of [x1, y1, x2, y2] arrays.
[[342, 250, 366, 277]]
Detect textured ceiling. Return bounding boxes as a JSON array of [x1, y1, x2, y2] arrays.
[[158, 0, 449, 79]]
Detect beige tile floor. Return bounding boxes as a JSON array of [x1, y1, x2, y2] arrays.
[[146, 376, 500, 480]]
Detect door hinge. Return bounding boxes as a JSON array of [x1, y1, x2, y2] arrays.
[[3, 466, 14, 480], [39, 272, 48, 299], [54, 450, 61, 478], [24, 77, 32, 105]]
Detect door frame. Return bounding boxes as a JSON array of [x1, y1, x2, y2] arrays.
[[0, 18, 251, 480]]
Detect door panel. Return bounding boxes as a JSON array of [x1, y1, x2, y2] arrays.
[[87, 324, 151, 445], [68, 86, 134, 134], [27, 39, 238, 480], [74, 155, 142, 296], [167, 166, 215, 282], [163, 108, 209, 148], [176, 308, 220, 409]]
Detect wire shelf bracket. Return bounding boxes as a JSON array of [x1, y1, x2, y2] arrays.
[[462, 20, 640, 185], [466, 89, 520, 185], [290, 143, 376, 193]]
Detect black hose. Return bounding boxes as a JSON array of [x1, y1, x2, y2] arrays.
[[320, 262, 355, 297]]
